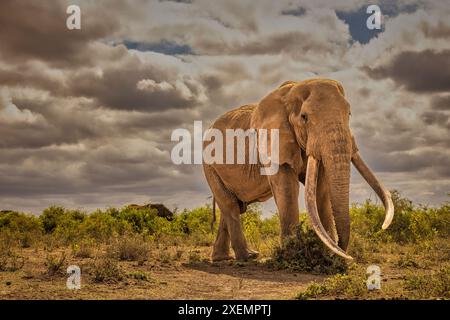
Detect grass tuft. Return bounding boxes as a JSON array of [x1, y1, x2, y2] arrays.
[[45, 252, 67, 276], [403, 267, 450, 299], [91, 258, 124, 283], [296, 273, 366, 300]]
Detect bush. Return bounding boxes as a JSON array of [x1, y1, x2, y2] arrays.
[[84, 209, 127, 240], [0, 211, 42, 247], [113, 206, 159, 234], [268, 219, 348, 275], [0, 192, 447, 264], [351, 191, 449, 243], [296, 273, 366, 300], [107, 236, 149, 263], [175, 206, 214, 245], [91, 258, 124, 283], [72, 239, 95, 258], [40, 206, 87, 243], [40, 206, 65, 234], [240, 204, 280, 254], [242, 207, 264, 250], [79, 209, 130, 241], [0, 242, 25, 272], [45, 252, 67, 276], [396, 254, 420, 269], [348, 233, 371, 263], [404, 267, 450, 299]]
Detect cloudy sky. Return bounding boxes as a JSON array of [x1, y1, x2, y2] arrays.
[[0, 0, 449, 214]]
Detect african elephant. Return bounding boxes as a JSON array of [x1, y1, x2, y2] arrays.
[[127, 203, 174, 221], [202, 79, 394, 261]]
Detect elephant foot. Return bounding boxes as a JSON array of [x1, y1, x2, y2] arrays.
[[235, 249, 259, 261], [211, 253, 233, 262]]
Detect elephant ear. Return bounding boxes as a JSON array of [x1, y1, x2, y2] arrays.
[[251, 83, 303, 173], [278, 80, 297, 88]]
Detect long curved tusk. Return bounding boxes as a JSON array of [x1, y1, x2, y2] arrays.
[[351, 152, 394, 229], [305, 156, 353, 260]]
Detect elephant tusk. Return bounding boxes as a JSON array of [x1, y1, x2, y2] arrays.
[[305, 156, 353, 260], [351, 152, 394, 229]]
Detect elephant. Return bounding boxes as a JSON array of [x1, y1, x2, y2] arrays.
[[202, 79, 394, 261], [127, 203, 174, 221]]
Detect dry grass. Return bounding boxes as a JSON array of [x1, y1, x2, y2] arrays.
[[106, 236, 149, 264]]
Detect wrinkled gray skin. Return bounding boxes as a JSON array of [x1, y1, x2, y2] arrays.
[[203, 79, 393, 261]]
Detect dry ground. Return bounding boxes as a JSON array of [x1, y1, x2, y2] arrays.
[[1, 240, 447, 300], [0, 246, 322, 299]]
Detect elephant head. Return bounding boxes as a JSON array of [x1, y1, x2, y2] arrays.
[[253, 79, 394, 259]]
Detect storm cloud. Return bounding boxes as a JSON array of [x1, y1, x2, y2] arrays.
[[0, 0, 449, 213], [364, 49, 450, 93]]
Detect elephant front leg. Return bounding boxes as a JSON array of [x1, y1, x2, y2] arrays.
[[268, 164, 300, 239]]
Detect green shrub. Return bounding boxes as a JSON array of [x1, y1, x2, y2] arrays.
[[242, 207, 264, 250], [40, 206, 66, 233], [268, 219, 347, 275], [54, 210, 87, 243], [296, 273, 366, 300], [1, 192, 447, 257], [348, 233, 370, 263], [416, 238, 450, 263], [241, 204, 280, 252], [427, 203, 450, 238], [79, 208, 131, 241], [0, 210, 42, 233], [259, 214, 280, 238], [113, 207, 158, 234], [91, 258, 124, 283], [175, 206, 214, 245], [396, 253, 420, 269], [40, 206, 87, 243], [351, 191, 449, 243], [0, 211, 42, 247], [404, 267, 450, 299]]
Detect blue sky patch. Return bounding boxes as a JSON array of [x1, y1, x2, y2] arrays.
[[123, 40, 193, 55], [336, 2, 419, 44]]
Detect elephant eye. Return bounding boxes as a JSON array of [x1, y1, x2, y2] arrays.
[[300, 113, 308, 123]]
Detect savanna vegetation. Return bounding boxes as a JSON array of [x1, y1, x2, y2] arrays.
[[0, 191, 448, 299]]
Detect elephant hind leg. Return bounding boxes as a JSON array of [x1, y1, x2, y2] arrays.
[[213, 215, 232, 261], [203, 165, 256, 261]]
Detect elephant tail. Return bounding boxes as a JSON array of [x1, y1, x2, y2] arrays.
[[210, 196, 216, 232]]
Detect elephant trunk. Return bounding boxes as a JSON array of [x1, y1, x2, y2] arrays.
[[305, 156, 353, 260], [322, 154, 351, 251]]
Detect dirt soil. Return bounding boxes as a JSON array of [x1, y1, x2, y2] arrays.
[[0, 247, 323, 300]]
